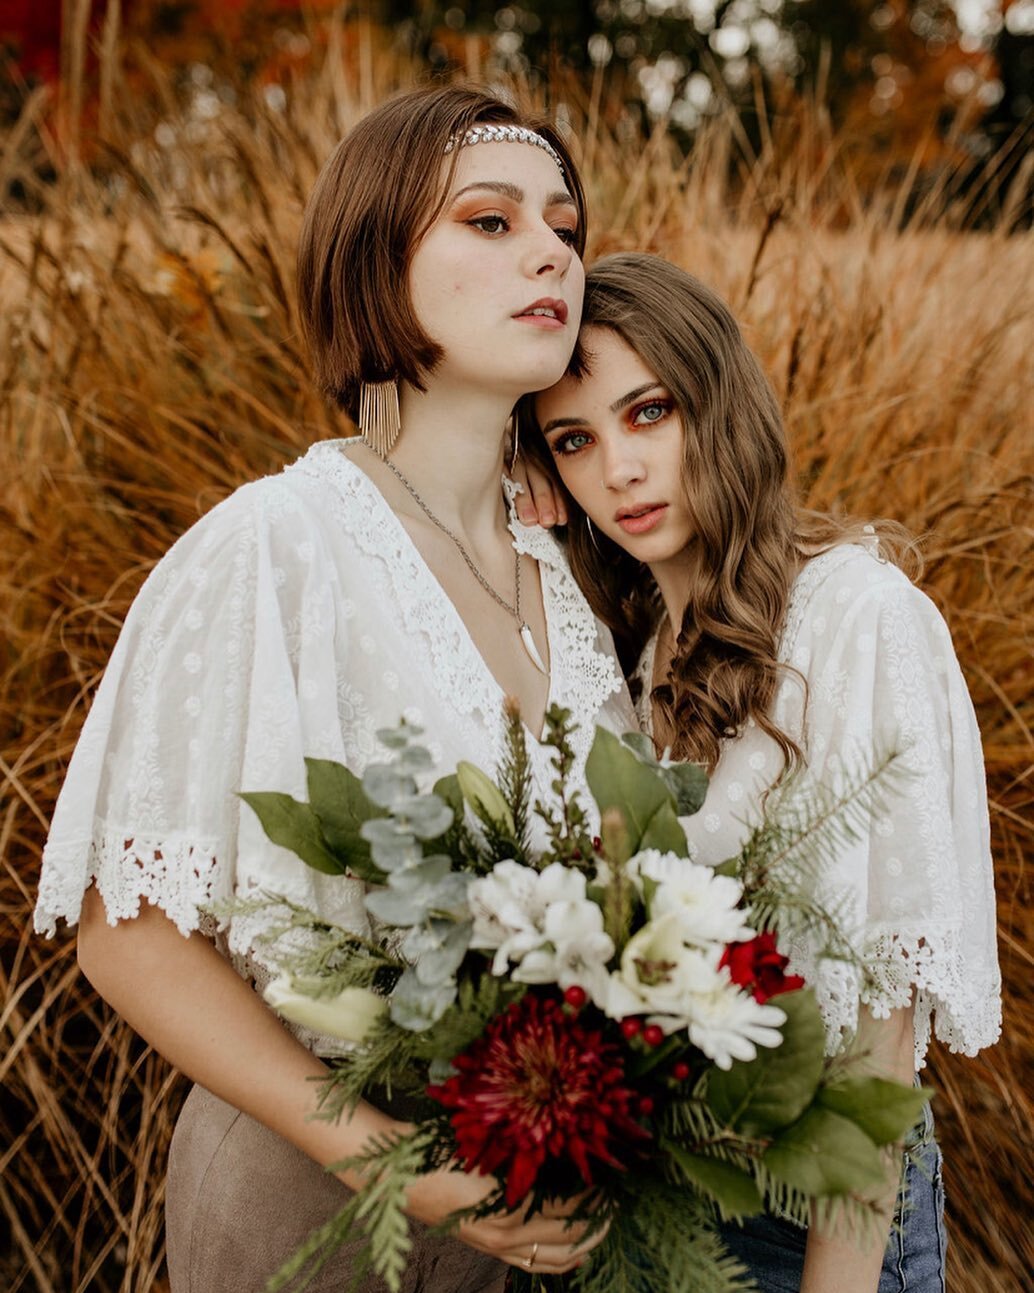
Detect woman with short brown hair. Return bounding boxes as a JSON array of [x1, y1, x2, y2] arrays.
[[35, 85, 632, 1292]]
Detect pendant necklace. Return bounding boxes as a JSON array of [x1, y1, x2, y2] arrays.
[[373, 449, 548, 675]]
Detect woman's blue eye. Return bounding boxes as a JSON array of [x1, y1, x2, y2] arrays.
[[632, 401, 669, 426], [552, 431, 592, 455]]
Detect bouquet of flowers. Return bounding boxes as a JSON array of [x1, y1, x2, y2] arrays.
[[235, 704, 927, 1293]]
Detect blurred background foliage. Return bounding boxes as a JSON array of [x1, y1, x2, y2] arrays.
[[0, 5, 1031, 1293], [2, 1, 1033, 218]]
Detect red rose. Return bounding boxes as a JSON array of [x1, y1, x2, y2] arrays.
[[720, 932, 805, 1004]]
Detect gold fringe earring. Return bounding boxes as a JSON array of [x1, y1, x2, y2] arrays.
[[359, 379, 401, 458]]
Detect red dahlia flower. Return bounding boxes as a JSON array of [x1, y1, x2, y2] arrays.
[[427, 993, 648, 1207], [720, 932, 805, 1003]]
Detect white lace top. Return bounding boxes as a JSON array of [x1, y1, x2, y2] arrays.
[[633, 544, 1001, 1068], [35, 440, 635, 978]]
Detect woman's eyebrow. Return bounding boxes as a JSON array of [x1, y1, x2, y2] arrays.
[[541, 415, 589, 435], [450, 181, 577, 210], [610, 382, 663, 412]]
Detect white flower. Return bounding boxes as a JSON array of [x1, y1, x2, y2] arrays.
[[680, 961, 787, 1070], [513, 898, 615, 1006], [602, 912, 717, 1024], [468, 860, 589, 975], [632, 849, 753, 948], [264, 976, 387, 1043]]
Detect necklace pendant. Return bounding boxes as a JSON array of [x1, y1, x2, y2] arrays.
[[519, 622, 548, 674]]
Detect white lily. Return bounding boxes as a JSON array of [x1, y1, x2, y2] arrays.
[[264, 976, 387, 1044]]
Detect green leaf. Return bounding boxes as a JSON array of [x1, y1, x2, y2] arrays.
[[585, 727, 673, 852], [705, 990, 826, 1134], [818, 1077, 930, 1147], [304, 757, 386, 880], [239, 791, 343, 875], [664, 1144, 763, 1220], [638, 801, 689, 856], [660, 762, 709, 816], [763, 1106, 887, 1197], [433, 774, 463, 821]]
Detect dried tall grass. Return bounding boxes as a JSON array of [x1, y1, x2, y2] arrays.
[[1, 25, 1032, 1293]]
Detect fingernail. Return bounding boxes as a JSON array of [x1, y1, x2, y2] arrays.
[[541, 510, 555, 526]]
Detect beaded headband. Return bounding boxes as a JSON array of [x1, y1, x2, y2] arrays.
[[444, 124, 565, 175]]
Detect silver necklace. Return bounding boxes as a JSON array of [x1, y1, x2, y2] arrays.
[[372, 449, 547, 675]]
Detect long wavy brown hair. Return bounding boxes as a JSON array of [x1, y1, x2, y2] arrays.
[[522, 253, 916, 773]]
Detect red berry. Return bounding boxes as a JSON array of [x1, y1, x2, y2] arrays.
[[639, 1096, 655, 1116], [642, 1024, 664, 1047], [672, 1061, 691, 1081], [563, 985, 588, 1010], [592, 836, 602, 852], [620, 1017, 642, 1040]]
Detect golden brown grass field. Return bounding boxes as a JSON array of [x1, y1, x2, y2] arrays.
[[1, 22, 1032, 1293]]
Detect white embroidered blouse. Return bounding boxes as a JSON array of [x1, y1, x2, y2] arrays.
[[35, 440, 636, 981], [633, 544, 1001, 1068]]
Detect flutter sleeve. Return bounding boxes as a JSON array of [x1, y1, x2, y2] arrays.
[[34, 474, 369, 955], [784, 552, 1002, 1065]]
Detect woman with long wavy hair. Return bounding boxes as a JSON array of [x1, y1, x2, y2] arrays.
[[521, 251, 1001, 1293]]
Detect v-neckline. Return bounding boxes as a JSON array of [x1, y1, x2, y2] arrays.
[[328, 440, 558, 744]]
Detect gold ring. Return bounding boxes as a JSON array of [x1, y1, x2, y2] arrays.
[[523, 1242, 539, 1269]]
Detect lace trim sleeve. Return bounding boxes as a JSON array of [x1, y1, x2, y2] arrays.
[[779, 554, 1001, 1066]]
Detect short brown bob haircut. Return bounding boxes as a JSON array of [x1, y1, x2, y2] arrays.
[[296, 85, 587, 420]]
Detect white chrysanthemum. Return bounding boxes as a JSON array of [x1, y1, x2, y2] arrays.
[[468, 860, 589, 975], [632, 849, 753, 948], [513, 899, 615, 1005], [679, 961, 787, 1070]]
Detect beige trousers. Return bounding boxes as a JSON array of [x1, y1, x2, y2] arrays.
[[165, 1083, 508, 1293]]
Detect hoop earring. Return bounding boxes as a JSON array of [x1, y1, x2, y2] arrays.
[[586, 517, 602, 553], [359, 379, 401, 458], [508, 414, 520, 473]]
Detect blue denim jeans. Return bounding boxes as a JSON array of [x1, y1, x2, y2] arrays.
[[717, 1100, 947, 1292]]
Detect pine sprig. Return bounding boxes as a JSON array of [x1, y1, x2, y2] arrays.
[[733, 749, 905, 982], [496, 696, 534, 862], [266, 1125, 437, 1293], [534, 704, 596, 868], [313, 1015, 424, 1120]]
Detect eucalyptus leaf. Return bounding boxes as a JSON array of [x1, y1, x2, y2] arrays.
[[664, 1145, 763, 1220], [365, 886, 432, 926], [425, 872, 472, 920], [395, 745, 434, 775], [393, 793, 454, 840], [818, 1077, 930, 1147], [388, 856, 453, 893], [363, 764, 417, 809], [763, 1107, 887, 1197], [376, 727, 416, 750], [705, 990, 825, 1134], [239, 792, 344, 875], [408, 921, 473, 987], [389, 969, 456, 1032], [638, 801, 690, 856], [585, 727, 673, 852]]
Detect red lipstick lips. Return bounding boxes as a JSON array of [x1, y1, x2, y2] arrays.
[[514, 298, 568, 328], [615, 503, 668, 535]]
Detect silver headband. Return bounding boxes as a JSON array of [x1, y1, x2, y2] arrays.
[[444, 124, 565, 175]]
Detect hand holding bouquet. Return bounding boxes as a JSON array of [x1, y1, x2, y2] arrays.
[[235, 704, 926, 1292]]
